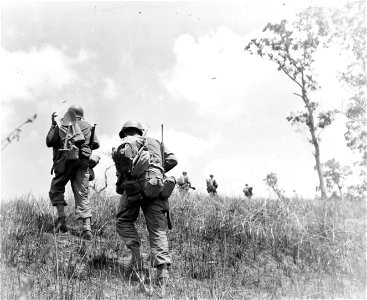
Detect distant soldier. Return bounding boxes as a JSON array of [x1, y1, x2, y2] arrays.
[[206, 174, 218, 196], [243, 184, 253, 199], [46, 105, 100, 240], [113, 120, 178, 285], [177, 171, 192, 193]]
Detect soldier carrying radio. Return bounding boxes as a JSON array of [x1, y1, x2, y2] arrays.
[[112, 120, 178, 287], [46, 104, 100, 240]]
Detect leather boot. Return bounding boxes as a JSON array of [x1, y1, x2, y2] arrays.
[[156, 264, 169, 284], [156, 264, 169, 297], [81, 217, 92, 240], [53, 216, 68, 233]]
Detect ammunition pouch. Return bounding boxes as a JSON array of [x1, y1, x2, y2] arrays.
[[139, 170, 164, 199]]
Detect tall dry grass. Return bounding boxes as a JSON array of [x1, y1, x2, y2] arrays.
[[0, 191, 366, 299]]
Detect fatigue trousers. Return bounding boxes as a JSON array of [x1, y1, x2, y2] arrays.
[[116, 194, 171, 267], [49, 158, 91, 220]]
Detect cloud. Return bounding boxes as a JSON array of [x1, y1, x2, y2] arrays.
[[1, 45, 95, 103], [161, 26, 276, 119], [103, 77, 118, 100]]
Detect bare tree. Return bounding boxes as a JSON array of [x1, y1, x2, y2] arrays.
[[264, 172, 284, 199], [1, 114, 37, 151], [322, 159, 352, 199], [89, 164, 114, 195]]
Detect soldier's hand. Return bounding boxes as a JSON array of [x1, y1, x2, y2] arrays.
[[51, 112, 58, 126]]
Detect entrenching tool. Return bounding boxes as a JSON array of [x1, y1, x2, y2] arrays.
[[59, 110, 77, 152]]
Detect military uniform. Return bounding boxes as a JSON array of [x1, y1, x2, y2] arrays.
[[116, 136, 177, 266], [243, 185, 253, 199], [177, 172, 192, 192], [206, 175, 218, 196], [114, 120, 177, 282], [46, 105, 99, 238]]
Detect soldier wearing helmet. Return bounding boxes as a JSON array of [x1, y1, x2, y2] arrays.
[[114, 120, 178, 285], [243, 184, 253, 199], [206, 174, 218, 196], [177, 171, 192, 193], [68, 104, 84, 118], [46, 104, 100, 240], [118, 120, 144, 138]]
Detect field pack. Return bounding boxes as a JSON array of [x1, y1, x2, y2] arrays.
[[113, 135, 150, 179], [59, 123, 86, 161], [112, 135, 176, 200], [112, 135, 160, 199], [177, 176, 185, 186]]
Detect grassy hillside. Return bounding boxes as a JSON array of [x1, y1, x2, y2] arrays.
[[1, 192, 366, 299]]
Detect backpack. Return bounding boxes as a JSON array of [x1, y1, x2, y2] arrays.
[[113, 135, 150, 178], [58, 122, 86, 161], [112, 135, 166, 199], [177, 176, 185, 186]]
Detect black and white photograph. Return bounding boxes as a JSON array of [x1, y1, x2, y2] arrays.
[[1, 0, 366, 298]]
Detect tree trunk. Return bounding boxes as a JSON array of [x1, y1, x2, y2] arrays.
[[311, 132, 327, 198], [302, 84, 327, 199]]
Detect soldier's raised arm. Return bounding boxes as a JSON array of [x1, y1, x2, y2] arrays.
[[46, 112, 60, 147]]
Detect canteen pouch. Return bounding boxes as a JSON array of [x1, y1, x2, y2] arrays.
[[67, 145, 79, 161], [142, 177, 164, 199], [161, 176, 176, 198]]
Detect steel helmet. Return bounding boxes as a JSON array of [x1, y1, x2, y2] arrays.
[[119, 120, 144, 138], [68, 104, 84, 118]]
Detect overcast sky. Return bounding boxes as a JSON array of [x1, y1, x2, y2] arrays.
[[1, 0, 357, 200]]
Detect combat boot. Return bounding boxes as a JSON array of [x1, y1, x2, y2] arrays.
[[81, 217, 92, 240], [156, 264, 169, 285], [81, 230, 92, 240], [53, 216, 68, 233], [127, 246, 144, 273], [156, 264, 169, 298]]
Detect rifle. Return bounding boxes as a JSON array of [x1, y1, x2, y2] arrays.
[[89, 124, 97, 150], [161, 124, 173, 230]]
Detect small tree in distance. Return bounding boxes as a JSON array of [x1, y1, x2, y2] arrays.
[[264, 172, 284, 199], [245, 8, 337, 198], [322, 158, 352, 200]]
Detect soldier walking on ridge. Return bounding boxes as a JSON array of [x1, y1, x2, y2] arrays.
[[113, 120, 178, 286], [46, 104, 100, 240], [206, 174, 218, 196], [243, 184, 253, 199], [177, 171, 193, 194]]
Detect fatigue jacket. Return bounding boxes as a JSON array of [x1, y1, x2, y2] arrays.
[[145, 136, 177, 174]]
